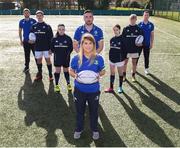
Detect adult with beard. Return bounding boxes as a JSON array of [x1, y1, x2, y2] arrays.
[[73, 10, 104, 54], [19, 8, 37, 73]]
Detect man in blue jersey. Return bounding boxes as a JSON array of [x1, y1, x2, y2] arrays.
[[137, 10, 154, 75], [29, 10, 54, 81], [19, 8, 37, 73], [73, 10, 104, 53]]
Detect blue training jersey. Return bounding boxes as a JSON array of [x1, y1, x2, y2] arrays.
[[138, 21, 154, 47], [19, 18, 37, 42], [70, 54, 105, 93], [74, 24, 104, 49]]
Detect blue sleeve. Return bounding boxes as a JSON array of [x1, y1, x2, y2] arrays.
[[74, 28, 81, 42], [70, 56, 79, 71], [97, 28, 104, 41], [97, 56, 105, 72], [19, 20, 22, 28]]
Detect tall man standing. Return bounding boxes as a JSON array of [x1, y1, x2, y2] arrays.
[[137, 10, 154, 75], [19, 8, 37, 73], [73, 10, 104, 54]]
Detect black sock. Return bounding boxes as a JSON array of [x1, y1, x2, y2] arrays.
[[64, 72, 70, 84], [37, 64, 42, 73], [132, 73, 135, 77], [47, 64, 52, 77], [119, 76, 123, 87], [123, 72, 126, 77], [54, 73, 60, 85], [110, 75, 115, 88]]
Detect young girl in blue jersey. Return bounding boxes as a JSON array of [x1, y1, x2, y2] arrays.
[[50, 24, 73, 93], [69, 33, 105, 140], [105, 24, 126, 93]]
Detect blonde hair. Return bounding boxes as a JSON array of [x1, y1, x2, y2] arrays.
[[78, 33, 97, 67], [129, 14, 137, 20]]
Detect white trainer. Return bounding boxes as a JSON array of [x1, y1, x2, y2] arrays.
[[92, 131, 100, 140], [145, 69, 149, 75], [74, 131, 82, 139]]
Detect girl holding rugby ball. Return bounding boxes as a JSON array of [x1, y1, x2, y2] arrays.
[[69, 33, 105, 140]]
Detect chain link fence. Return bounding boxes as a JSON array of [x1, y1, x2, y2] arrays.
[[153, 0, 180, 21]]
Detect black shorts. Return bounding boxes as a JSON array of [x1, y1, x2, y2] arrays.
[[109, 50, 125, 63], [54, 55, 70, 68]]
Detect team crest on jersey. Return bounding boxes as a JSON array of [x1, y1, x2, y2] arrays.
[[56, 40, 58, 43], [127, 29, 130, 32], [118, 42, 121, 45], [94, 60, 98, 65], [135, 30, 138, 33], [43, 26, 46, 28], [94, 30, 98, 35], [81, 31, 84, 34], [31, 21, 33, 24], [64, 40, 67, 44], [34, 27, 37, 29], [22, 21, 25, 24]]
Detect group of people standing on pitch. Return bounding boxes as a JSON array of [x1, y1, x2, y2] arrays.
[[19, 9, 154, 140]]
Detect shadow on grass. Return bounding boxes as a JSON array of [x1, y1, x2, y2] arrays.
[[126, 80, 180, 129], [137, 72, 180, 105], [113, 92, 174, 147], [18, 73, 126, 147]]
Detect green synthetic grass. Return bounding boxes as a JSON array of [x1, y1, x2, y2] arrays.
[[0, 15, 180, 147]]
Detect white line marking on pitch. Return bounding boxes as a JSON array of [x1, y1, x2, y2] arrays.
[[155, 27, 180, 39]]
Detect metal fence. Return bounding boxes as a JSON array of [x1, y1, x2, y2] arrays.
[[153, 0, 180, 21], [0, 9, 144, 16]]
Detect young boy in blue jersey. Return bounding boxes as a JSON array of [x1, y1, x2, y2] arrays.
[[19, 8, 37, 73], [69, 33, 105, 140], [50, 24, 73, 92], [105, 24, 126, 94], [137, 11, 154, 75], [122, 14, 144, 82], [73, 10, 104, 53], [29, 10, 54, 81]]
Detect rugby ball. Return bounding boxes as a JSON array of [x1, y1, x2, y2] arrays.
[[135, 35, 144, 45], [76, 70, 99, 84], [29, 32, 36, 42]]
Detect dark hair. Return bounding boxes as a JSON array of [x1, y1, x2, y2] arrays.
[[55, 24, 65, 37], [23, 8, 30, 13], [114, 24, 121, 30], [144, 10, 150, 14], [84, 10, 93, 15]]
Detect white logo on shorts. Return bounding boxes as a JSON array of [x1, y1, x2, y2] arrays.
[[95, 96, 99, 101]]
